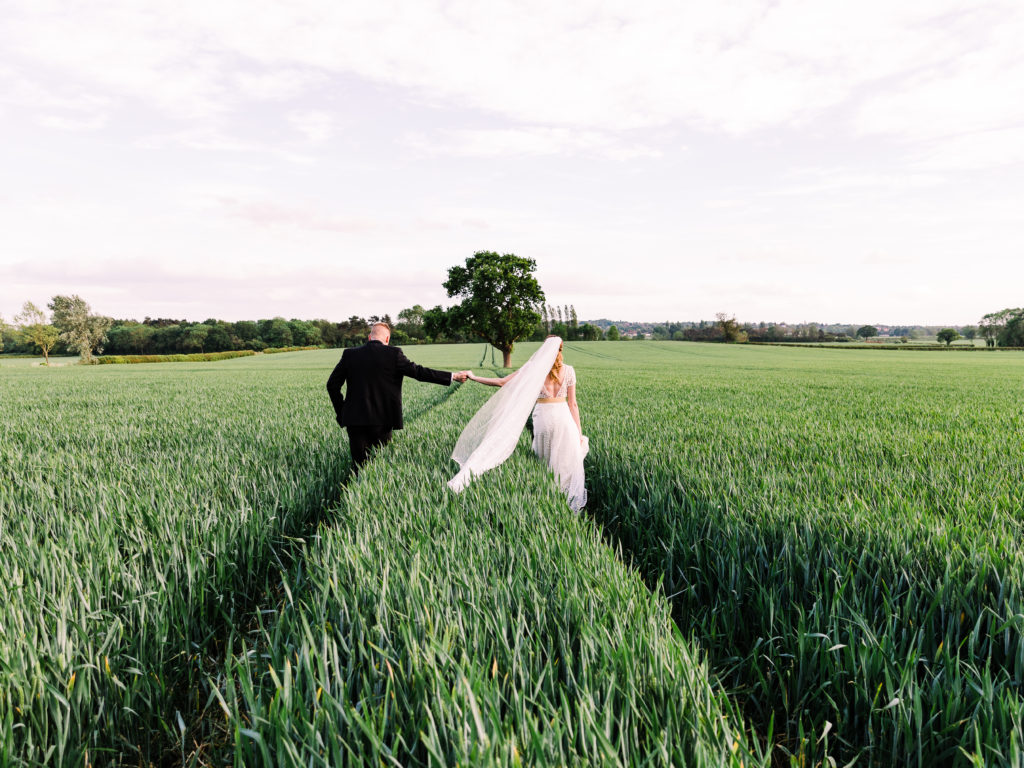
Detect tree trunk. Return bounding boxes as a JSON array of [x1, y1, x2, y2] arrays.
[[502, 347, 512, 367]]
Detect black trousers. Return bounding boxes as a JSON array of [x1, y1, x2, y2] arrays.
[[346, 425, 394, 472]]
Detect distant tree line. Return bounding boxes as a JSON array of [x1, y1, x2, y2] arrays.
[[631, 319, 841, 343], [0, 296, 441, 362], [8, 285, 1017, 365], [2, 295, 618, 365], [621, 318, 1002, 345], [589, 319, 852, 343]]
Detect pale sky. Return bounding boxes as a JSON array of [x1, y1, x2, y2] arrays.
[[1, 0, 1022, 326]]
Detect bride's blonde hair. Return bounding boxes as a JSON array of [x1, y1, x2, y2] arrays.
[[547, 339, 564, 383]]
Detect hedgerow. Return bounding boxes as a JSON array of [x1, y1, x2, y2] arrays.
[[96, 350, 256, 364], [262, 345, 323, 354]]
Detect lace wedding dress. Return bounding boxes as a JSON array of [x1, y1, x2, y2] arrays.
[[531, 365, 588, 511], [448, 336, 588, 511]]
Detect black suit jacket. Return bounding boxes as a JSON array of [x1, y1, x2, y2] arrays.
[[326, 340, 452, 430]]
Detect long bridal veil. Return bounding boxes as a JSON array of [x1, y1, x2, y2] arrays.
[[448, 336, 562, 492]]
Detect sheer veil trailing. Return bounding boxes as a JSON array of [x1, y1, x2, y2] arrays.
[[448, 336, 563, 493]]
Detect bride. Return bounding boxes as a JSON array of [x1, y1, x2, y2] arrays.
[[447, 336, 588, 511]]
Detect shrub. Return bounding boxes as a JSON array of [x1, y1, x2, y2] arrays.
[[96, 350, 256, 364], [262, 345, 322, 354]]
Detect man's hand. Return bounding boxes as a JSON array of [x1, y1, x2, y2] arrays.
[[452, 370, 471, 383]]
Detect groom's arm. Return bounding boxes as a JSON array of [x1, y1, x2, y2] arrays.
[[395, 348, 459, 385], [326, 356, 347, 424]]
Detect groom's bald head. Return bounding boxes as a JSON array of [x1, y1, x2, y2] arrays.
[[369, 322, 391, 343]]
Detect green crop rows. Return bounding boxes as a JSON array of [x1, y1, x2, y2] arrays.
[[0, 353, 447, 765], [574, 342, 1024, 766], [216, 379, 756, 767], [2, 343, 1022, 766]]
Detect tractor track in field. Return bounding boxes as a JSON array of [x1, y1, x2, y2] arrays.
[[580, 469, 778, 762], [169, 379, 466, 766]]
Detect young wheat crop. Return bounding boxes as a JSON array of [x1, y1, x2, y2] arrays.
[[0, 352, 446, 765], [4, 342, 1022, 767]]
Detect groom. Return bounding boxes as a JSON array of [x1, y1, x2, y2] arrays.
[[327, 322, 470, 472]]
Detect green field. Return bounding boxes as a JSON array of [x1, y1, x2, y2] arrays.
[[2, 343, 1022, 766], [0, 356, 80, 368]]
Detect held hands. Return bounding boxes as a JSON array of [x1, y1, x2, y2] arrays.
[[452, 370, 472, 383]]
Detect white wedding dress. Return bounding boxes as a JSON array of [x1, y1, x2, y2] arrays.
[[531, 365, 588, 511], [448, 337, 588, 511]]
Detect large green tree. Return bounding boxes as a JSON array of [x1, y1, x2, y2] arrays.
[[48, 295, 113, 363], [259, 317, 293, 348], [232, 320, 259, 343], [288, 319, 322, 347], [182, 324, 211, 352], [203, 321, 236, 352], [998, 310, 1024, 347], [397, 305, 427, 341], [422, 305, 460, 343], [442, 251, 545, 366], [979, 308, 1023, 347], [337, 315, 370, 347], [936, 328, 960, 346], [979, 309, 1011, 347], [15, 302, 60, 364], [716, 313, 747, 343], [154, 324, 184, 352], [856, 325, 879, 340], [106, 322, 155, 354]]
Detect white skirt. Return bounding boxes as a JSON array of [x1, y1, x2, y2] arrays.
[[532, 402, 588, 511]]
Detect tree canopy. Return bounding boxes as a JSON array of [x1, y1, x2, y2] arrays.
[[936, 328, 960, 346], [979, 307, 1024, 347], [715, 313, 748, 343], [442, 251, 545, 366], [15, 302, 59, 364], [999, 311, 1024, 347], [48, 295, 113, 363]]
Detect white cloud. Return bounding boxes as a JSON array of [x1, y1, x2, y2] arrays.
[[909, 127, 1024, 171], [212, 196, 378, 233], [0, 66, 112, 129], [855, 11, 1024, 138], [773, 167, 946, 196], [287, 110, 336, 143], [36, 113, 107, 131], [235, 69, 327, 101], [4, 0, 1022, 139], [136, 129, 261, 153], [135, 128, 316, 165], [405, 126, 661, 160], [3, 2, 229, 120]]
